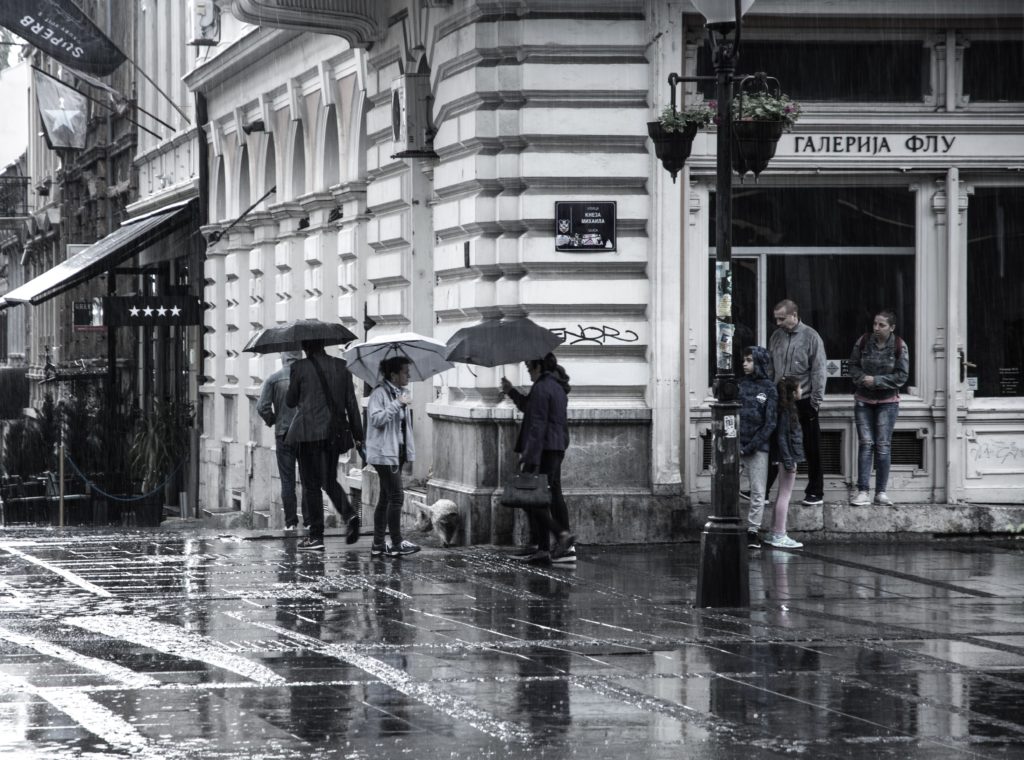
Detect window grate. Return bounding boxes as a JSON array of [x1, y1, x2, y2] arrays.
[[702, 429, 846, 475], [891, 430, 924, 468]]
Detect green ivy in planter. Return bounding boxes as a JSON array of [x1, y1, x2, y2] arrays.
[[658, 102, 715, 133], [128, 399, 195, 493], [731, 91, 802, 130]]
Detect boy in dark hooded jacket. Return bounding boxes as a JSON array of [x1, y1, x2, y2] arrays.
[[738, 346, 777, 547]]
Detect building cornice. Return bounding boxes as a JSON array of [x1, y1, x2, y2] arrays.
[[226, 0, 385, 48], [184, 27, 300, 93]]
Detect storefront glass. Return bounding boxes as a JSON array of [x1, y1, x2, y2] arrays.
[[709, 187, 916, 393], [967, 187, 1024, 397]]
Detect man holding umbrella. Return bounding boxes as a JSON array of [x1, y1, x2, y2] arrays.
[[285, 340, 364, 551], [256, 350, 304, 530], [244, 319, 363, 550]]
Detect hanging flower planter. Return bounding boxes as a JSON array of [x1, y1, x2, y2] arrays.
[[731, 119, 785, 179], [648, 102, 713, 183], [729, 74, 802, 181], [648, 121, 698, 183]]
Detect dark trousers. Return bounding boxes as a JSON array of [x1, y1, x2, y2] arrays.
[[765, 398, 824, 499], [528, 449, 569, 551], [275, 436, 303, 527], [373, 464, 404, 546], [297, 439, 352, 540]]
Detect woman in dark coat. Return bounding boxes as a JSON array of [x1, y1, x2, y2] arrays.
[[500, 353, 574, 564]]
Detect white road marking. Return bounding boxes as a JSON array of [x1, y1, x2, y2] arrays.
[[229, 611, 534, 744], [63, 615, 287, 687], [0, 625, 160, 689], [0, 544, 113, 597]]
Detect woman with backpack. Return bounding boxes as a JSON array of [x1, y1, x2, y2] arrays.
[[848, 310, 910, 507]]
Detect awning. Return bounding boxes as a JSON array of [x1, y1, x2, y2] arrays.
[[1, 201, 195, 306]]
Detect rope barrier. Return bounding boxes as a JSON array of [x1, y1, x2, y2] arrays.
[[63, 453, 185, 503]]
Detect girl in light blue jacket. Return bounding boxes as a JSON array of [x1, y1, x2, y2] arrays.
[[366, 356, 420, 557]]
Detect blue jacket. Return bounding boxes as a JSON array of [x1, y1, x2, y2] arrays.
[[849, 332, 909, 403], [738, 347, 777, 456], [508, 371, 569, 467]]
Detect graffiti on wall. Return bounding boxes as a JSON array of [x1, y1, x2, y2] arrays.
[[551, 325, 640, 346]]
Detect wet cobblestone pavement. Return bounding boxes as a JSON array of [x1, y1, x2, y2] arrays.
[[2, 528, 1024, 758]]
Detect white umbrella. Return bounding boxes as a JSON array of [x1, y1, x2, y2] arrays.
[[341, 332, 453, 385]]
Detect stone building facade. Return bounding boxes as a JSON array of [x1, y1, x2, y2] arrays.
[[187, 0, 1024, 540]]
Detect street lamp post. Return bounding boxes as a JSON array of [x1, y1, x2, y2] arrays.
[[690, 0, 754, 607]]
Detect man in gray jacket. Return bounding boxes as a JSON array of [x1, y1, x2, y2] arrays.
[[257, 351, 304, 529], [768, 299, 828, 505]]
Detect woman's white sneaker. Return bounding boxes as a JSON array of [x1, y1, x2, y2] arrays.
[[850, 491, 871, 506], [874, 492, 894, 506], [765, 533, 803, 549]]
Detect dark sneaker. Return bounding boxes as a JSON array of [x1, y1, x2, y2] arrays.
[[386, 540, 421, 557], [283, 522, 297, 531], [345, 515, 360, 544], [551, 545, 577, 564], [747, 530, 762, 549], [298, 537, 324, 551], [801, 495, 824, 506], [524, 549, 551, 565], [370, 542, 386, 556], [510, 545, 539, 560]]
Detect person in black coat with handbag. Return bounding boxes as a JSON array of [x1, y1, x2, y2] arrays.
[[285, 339, 364, 551], [500, 352, 574, 565]]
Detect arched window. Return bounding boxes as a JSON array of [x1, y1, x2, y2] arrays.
[[214, 156, 226, 222], [290, 126, 306, 199], [238, 144, 251, 213], [263, 138, 277, 207], [322, 105, 340, 188]]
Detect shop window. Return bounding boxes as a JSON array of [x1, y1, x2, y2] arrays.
[[963, 41, 1024, 102], [709, 188, 916, 393], [697, 41, 929, 102], [967, 188, 1024, 397]]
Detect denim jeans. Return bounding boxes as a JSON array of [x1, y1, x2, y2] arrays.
[[297, 439, 352, 540], [741, 450, 769, 531], [855, 401, 899, 492], [373, 464, 404, 546], [275, 436, 302, 527]]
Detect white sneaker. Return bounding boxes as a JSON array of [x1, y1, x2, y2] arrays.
[[875, 492, 894, 506], [850, 491, 871, 506], [765, 533, 803, 549]]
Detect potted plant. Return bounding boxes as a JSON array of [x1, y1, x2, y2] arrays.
[[730, 75, 802, 179], [127, 398, 195, 526], [648, 102, 714, 183]]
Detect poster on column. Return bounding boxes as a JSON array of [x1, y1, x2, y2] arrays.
[[554, 201, 616, 252]]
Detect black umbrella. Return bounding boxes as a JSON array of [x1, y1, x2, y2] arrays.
[[243, 319, 358, 354], [444, 317, 564, 367]]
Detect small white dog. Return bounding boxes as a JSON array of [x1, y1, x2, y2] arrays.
[[413, 498, 461, 547]]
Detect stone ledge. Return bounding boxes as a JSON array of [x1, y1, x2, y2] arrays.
[[785, 502, 1024, 537]]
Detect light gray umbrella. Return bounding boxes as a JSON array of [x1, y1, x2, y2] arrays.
[[243, 319, 357, 354], [341, 332, 453, 385], [444, 317, 564, 367]]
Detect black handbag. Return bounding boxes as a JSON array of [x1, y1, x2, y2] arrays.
[[500, 472, 551, 509]]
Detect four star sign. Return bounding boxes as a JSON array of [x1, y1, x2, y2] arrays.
[[124, 303, 189, 320]]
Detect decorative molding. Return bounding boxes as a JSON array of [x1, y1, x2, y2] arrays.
[[259, 93, 275, 133], [226, 0, 385, 48], [318, 61, 335, 106]]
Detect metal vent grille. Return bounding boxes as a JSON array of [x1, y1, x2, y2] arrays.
[[797, 431, 843, 476], [703, 429, 845, 475], [891, 430, 924, 467]]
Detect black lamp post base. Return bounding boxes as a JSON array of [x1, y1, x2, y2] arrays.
[[696, 517, 750, 607]]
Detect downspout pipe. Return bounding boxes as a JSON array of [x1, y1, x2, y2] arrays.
[[190, 91, 210, 519], [945, 167, 959, 504]]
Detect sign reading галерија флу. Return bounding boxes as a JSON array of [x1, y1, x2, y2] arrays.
[[555, 201, 616, 252]]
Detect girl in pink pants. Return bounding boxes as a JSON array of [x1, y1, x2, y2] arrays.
[[767, 378, 805, 549]]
